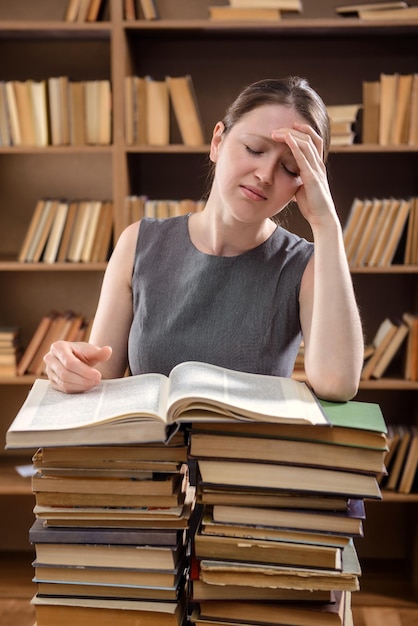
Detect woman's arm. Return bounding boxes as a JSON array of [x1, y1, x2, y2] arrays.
[[44, 222, 140, 393], [274, 123, 364, 400]]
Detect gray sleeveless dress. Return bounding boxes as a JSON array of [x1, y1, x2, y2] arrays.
[[128, 215, 314, 377]]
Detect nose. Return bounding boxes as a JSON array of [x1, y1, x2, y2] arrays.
[[254, 158, 275, 185]]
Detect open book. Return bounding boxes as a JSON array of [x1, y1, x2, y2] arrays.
[[6, 361, 328, 448]]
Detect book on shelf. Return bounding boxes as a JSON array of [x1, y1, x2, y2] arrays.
[[13, 80, 36, 146], [390, 73, 414, 145], [68, 81, 86, 145], [327, 104, 361, 146], [166, 75, 205, 146], [228, 0, 303, 11], [379, 72, 398, 145], [4, 80, 22, 145], [404, 197, 418, 264], [84, 80, 112, 145], [29, 199, 59, 263], [385, 425, 413, 491], [366, 197, 401, 266], [370, 318, 410, 379], [397, 426, 418, 494], [403, 312, 418, 381], [48, 76, 70, 146], [362, 80, 380, 144], [350, 198, 382, 266], [31, 594, 187, 626], [65, 0, 105, 22], [145, 76, 170, 146], [42, 201, 69, 264], [208, 7, 282, 20], [377, 198, 411, 266], [16, 311, 88, 377], [138, 0, 159, 20], [335, 1, 408, 15], [408, 74, 418, 145], [192, 592, 349, 626], [30, 79, 49, 147], [76, 0, 92, 22], [359, 6, 418, 18], [56, 201, 79, 262], [6, 361, 330, 449], [361, 317, 399, 380], [0, 82, 12, 146]]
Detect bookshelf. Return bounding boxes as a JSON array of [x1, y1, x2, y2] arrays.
[[0, 0, 417, 606]]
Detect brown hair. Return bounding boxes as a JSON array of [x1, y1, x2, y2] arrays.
[[223, 76, 330, 160]]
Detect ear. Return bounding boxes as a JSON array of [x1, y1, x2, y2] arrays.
[[209, 121, 225, 163]]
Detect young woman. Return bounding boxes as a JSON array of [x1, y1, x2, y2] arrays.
[[44, 76, 364, 401]]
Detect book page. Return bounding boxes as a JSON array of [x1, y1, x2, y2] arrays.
[[167, 362, 328, 425], [9, 374, 169, 434]]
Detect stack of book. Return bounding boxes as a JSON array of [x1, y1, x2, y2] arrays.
[[124, 74, 205, 147], [18, 199, 114, 265], [0, 325, 22, 377], [327, 104, 361, 146], [343, 196, 416, 267], [188, 400, 387, 626], [208, 0, 303, 22], [6, 361, 387, 626], [29, 434, 194, 626]]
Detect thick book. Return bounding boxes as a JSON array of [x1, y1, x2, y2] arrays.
[[29, 517, 185, 547], [210, 499, 365, 537], [32, 594, 186, 626], [166, 75, 205, 146], [193, 592, 348, 626], [208, 7, 282, 20], [198, 539, 361, 592], [197, 458, 381, 499], [6, 361, 328, 448], [194, 529, 343, 571], [33, 561, 184, 589]]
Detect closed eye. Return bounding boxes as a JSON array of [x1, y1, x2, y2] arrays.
[[245, 145, 263, 156], [283, 164, 299, 178]]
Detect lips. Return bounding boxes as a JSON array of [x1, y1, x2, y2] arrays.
[[240, 185, 268, 201]]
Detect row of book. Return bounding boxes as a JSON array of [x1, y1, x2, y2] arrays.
[[16, 311, 92, 377], [125, 74, 205, 147], [208, 0, 303, 21], [381, 424, 418, 494], [362, 313, 418, 382], [6, 370, 388, 626], [124, 0, 159, 20], [362, 72, 418, 146], [64, 0, 105, 22], [0, 326, 22, 377], [343, 196, 417, 267], [18, 199, 114, 264], [0, 78, 111, 147], [124, 196, 205, 227], [29, 435, 194, 626]]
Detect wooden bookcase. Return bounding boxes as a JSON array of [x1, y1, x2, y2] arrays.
[[0, 0, 417, 605]]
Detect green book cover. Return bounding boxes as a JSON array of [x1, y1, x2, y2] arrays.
[[319, 399, 387, 434]]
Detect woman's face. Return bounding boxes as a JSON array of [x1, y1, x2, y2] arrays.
[[210, 103, 306, 225]]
